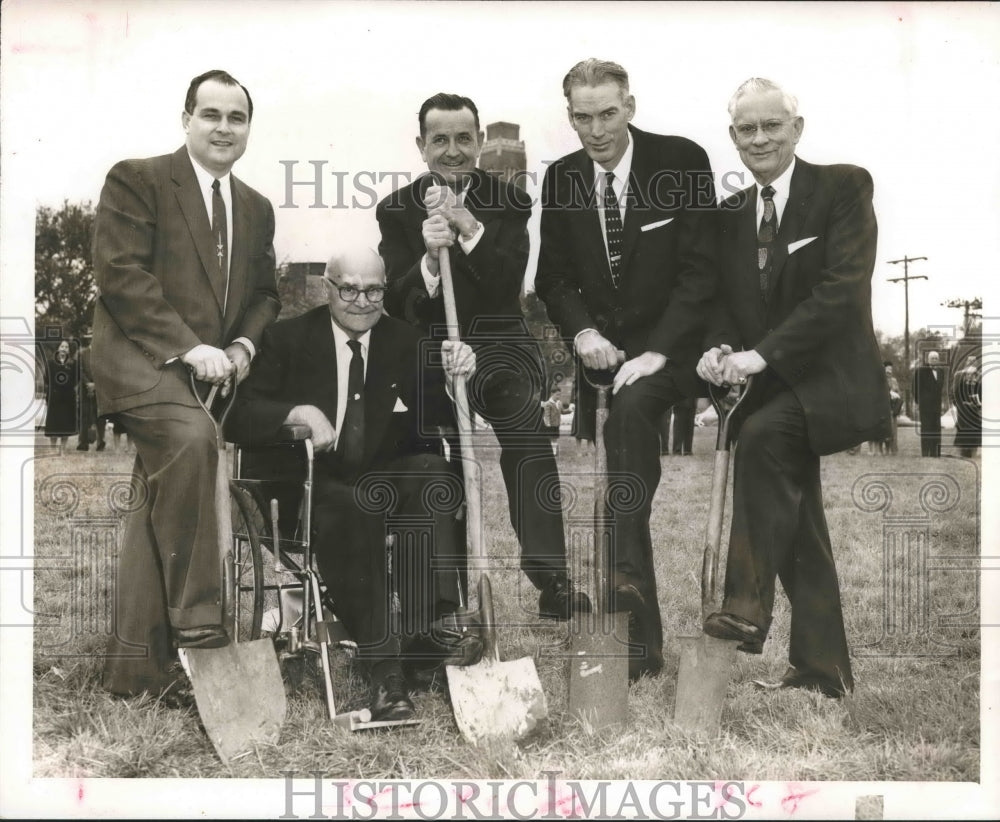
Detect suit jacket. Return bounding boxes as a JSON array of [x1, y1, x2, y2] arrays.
[[376, 169, 532, 343], [92, 146, 280, 414], [535, 125, 718, 393], [708, 158, 890, 455], [226, 307, 449, 481], [913, 364, 945, 424]]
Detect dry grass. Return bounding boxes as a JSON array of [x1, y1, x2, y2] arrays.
[[31, 424, 980, 781]]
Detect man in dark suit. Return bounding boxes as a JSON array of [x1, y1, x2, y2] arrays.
[[376, 93, 589, 622], [94, 70, 280, 699], [535, 59, 718, 680], [227, 247, 478, 721], [913, 350, 944, 457], [698, 77, 890, 698]]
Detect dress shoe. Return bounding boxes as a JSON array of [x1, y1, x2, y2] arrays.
[[611, 584, 664, 681], [752, 666, 848, 699], [703, 611, 763, 654], [402, 620, 484, 689], [173, 624, 230, 650], [370, 673, 416, 721], [538, 577, 592, 621], [95, 441, 107, 452]]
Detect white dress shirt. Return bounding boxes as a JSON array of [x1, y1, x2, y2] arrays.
[[331, 321, 371, 448], [755, 158, 795, 230], [186, 151, 255, 360]]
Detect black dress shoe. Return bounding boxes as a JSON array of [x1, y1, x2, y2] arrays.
[[538, 577, 592, 621], [752, 666, 848, 699], [173, 624, 230, 649], [611, 584, 664, 682], [96, 442, 107, 452], [703, 611, 763, 654], [370, 673, 416, 721]]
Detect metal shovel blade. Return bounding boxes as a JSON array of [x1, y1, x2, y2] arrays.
[[567, 611, 630, 730], [445, 575, 547, 743], [672, 634, 737, 734], [446, 656, 548, 743], [182, 640, 287, 763]]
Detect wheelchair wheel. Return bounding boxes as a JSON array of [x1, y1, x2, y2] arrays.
[[229, 482, 264, 640]]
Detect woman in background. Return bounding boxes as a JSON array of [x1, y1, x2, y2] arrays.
[[43, 340, 78, 455]]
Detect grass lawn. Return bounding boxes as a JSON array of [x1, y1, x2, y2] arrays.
[[30, 423, 981, 785]]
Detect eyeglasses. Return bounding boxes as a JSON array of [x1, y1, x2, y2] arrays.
[[733, 120, 790, 141], [325, 279, 386, 303]]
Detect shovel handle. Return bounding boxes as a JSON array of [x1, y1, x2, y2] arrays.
[[701, 377, 753, 622], [593, 384, 611, 615]]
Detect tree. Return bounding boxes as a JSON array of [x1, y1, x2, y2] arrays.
[[35, 200, 97, 342]]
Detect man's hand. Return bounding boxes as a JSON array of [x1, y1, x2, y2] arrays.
[[719, 349, 767, 386], [612, 351, 668, 395], [224, 342, 252, 384], [284, 404, 336, 452], [441, 340, 476, 378], [697, 344, 733, 386], [181, 344, 234, 385], [421, 213, 455, 273], [425, 184, 479, 240], [575, 329, 626, 371]]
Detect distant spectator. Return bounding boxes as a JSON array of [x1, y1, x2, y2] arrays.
[[541, 388, 564, 455], [870, 361, 901, 455], [913, 350, 945, 457], [671, 397, 696, 456], [43, 340, 78, 455], [952, 353, 981, 458], [77, 344, 106, 452]]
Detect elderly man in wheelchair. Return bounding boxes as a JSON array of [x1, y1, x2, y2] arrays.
[[226, 247, 481, 722]]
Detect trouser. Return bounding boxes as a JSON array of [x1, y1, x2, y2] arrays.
[[311, 454, 466, 675], [721, 380, 853, 691], [103, 403, 221, 695], [601, 365, 688, 662]]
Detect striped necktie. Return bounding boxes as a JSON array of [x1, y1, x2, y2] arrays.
[[604, 171, 624, 288]]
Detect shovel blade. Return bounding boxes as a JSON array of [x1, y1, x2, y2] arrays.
[[184, 640, 286, 763], [672, 634, 737, 735], [446, 657, 547, 744], [567, 612, 629, 730]]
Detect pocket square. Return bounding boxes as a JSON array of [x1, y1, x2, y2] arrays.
[[392, 397, 408, 413], [640, 218, 674, 232], [788, 236, 818, 254]]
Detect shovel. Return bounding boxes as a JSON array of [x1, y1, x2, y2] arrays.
[[179, 374, 286, 763], [435, 248, 548, 743], [673, 377, 752, 735], [567, 368, 630, 729]]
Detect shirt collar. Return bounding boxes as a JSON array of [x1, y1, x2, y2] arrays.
[[757, 157, 795, 201], [331, 318, 371, 354], [593, 132, 635, 185], [187, 150, 232, 193]]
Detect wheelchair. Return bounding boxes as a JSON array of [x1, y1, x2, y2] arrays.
[[227, 424, 387, 727]]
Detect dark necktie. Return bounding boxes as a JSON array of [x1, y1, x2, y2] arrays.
[[603, 171, 624, 288], [211, 179, 229, 308], [757, 184, 777, 302], [338, 339, 365, 476]]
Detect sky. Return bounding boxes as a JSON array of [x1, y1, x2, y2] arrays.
[[1, 0, 998, 342], [1, 1, 999, 817]]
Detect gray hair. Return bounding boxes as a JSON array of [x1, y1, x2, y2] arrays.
[[727, 78, 798, 119], [562, 59, 630, 100]]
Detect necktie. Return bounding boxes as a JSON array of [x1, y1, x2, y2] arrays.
[[211, 179, 229, 309], [338, 339, 365, 476], [603, 171, 624, 288], [757, 184, 777, 301]]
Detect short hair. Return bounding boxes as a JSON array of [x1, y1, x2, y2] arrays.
[[185, 69, 253, 122], [562, 59, 630, 100], [418, 93, 480, 137], [727, 77, 798, 120], [883, 360, 893, 368]]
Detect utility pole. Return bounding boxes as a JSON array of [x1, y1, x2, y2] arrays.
[[941, 297, 982, 336], [888, 255, 928, 418]]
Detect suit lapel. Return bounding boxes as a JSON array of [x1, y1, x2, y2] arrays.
[[225, 176, 251, 329], [767, 158, 815, 301], [361, 323, 399, 467], [303, 309, 339, 424], [171, 148, 226, 312], [618, 128, 647, 278]]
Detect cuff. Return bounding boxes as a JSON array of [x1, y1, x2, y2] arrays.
[[573, 328, 598, 353], [420, 254, 441, 298], [457, 221, 484, 254], [231, 337, 256, 360]]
